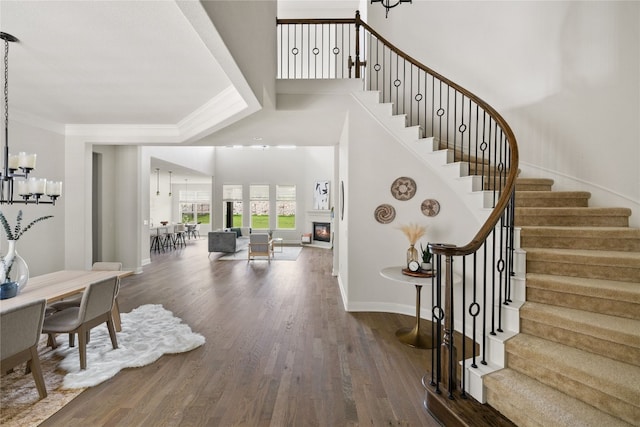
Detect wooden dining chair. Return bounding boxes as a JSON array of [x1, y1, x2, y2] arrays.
[[1, 298, 48, 399], [42, 277, 119, 370], [47, 262, 122, 313]]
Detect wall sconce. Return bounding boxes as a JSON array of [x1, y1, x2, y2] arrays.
[[168, 171, 172, 197]]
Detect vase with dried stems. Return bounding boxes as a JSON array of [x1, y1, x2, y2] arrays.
[[399, 223, 427, 267], [0, 210, 53, 296]]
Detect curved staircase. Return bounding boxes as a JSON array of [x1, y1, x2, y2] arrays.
[[484, 178, 640, 426]]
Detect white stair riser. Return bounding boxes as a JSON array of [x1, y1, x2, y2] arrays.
[[514, 249, 526, 276]]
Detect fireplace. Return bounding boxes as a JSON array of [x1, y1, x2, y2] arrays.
[[313, 222, 331, 242]]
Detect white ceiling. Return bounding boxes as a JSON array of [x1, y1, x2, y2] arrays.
[[0, 0, 361, 129], [0, 1, 234, 126], [0, 0, 362, 180]]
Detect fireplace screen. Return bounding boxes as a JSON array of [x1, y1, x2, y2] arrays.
[[313, 222, 331, 242]]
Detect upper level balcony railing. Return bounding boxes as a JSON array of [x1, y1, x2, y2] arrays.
[[277, 11, 519, 403]]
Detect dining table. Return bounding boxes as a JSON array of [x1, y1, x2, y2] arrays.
[[0, 269, 133, 331]]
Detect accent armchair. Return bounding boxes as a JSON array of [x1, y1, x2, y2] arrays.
[[248, 233, 273, 263]]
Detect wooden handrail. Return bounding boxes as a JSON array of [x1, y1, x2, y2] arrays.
[[353, 15, 519, 258], [277, 10, 521, 404], [277, 11, 519, 257]]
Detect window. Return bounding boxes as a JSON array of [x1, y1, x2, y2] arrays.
[[250, 184, 270, 229], [180, 189, 210, 224], [222, 184, 243, 228], [276, 185, 296, 229]]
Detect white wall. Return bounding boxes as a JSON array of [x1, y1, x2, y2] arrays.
[[87, 144, 143, 273], [202, 1, 277, 108], [340, 95, 478, 317], [368, 0, 640, 226], [114, 146, 143, 272], [92, 146, 118, 263]]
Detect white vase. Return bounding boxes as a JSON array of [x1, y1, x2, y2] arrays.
[[1, 240, 29, 292], [421, 262, 432, 271]]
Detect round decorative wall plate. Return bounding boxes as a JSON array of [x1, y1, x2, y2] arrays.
[[421, 199, 440, 217], [374, 204, 396, 224], [390, 177, 417, 201]]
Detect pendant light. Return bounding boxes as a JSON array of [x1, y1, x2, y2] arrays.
[[155, 168, 160, 196], [0, 32, 62, 205]]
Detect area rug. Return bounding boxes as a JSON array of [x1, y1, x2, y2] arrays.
[[217, 245, 302, 261], [1, 304, 205, 427]]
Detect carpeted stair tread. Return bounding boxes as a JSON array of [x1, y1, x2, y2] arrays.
[[521, 226, 640, 237], [524, 247, 640, 266], [515, 207, 631, 227], [515, 191, 590, 207], [520, 301, 640, 350], [525, 247, 640, 282], [519, 301, 640, 365], [525, 273, 640, 304], [517, 207, 631, 215], [516, 178, 554, 185], [515, 178, 554, 192], [484, 368, 634, 427], [506, 334, 640, 409], [501, 176, 640, 426], [520, 226, 640, 251]]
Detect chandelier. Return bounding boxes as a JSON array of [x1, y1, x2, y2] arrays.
[[1, 32, 62, 205], [371, 0, 412, 18]]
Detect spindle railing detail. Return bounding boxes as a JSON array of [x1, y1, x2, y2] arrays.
[[278, 11, 519, 405]]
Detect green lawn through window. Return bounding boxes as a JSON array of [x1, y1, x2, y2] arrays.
[[233, 215, 295, 229]]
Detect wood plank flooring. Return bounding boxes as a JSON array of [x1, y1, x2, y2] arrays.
[[40, 240, 441, 426]]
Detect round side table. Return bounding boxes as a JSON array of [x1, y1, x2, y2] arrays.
[[380, 266, 434, 349]]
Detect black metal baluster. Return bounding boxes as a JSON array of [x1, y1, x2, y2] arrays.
[[470, 252, 479, 369], [460, 256, 467, 398], [481, 242, 488, 365]]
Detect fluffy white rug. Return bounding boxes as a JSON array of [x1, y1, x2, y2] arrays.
[[53, 304, 205, 389]]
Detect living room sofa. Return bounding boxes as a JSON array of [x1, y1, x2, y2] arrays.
[[208, 228, 250, 257]]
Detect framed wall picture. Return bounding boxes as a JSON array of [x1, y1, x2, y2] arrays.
[[313, 180, 330, 210]]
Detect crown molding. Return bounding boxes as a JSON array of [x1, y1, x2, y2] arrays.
[[64, 124, 181, 144], [177, 85, 249, 143], [10, 110, 66, 135]]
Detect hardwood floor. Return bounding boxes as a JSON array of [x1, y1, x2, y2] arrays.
[[40, 240, 441, 426]]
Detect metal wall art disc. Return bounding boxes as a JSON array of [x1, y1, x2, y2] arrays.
[[390, 177, 417, 201], [374, 204, 396, 224], [421, 199, 441, 217]]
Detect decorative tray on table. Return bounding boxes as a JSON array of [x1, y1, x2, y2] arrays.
[[401, 268, 435, 278]]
